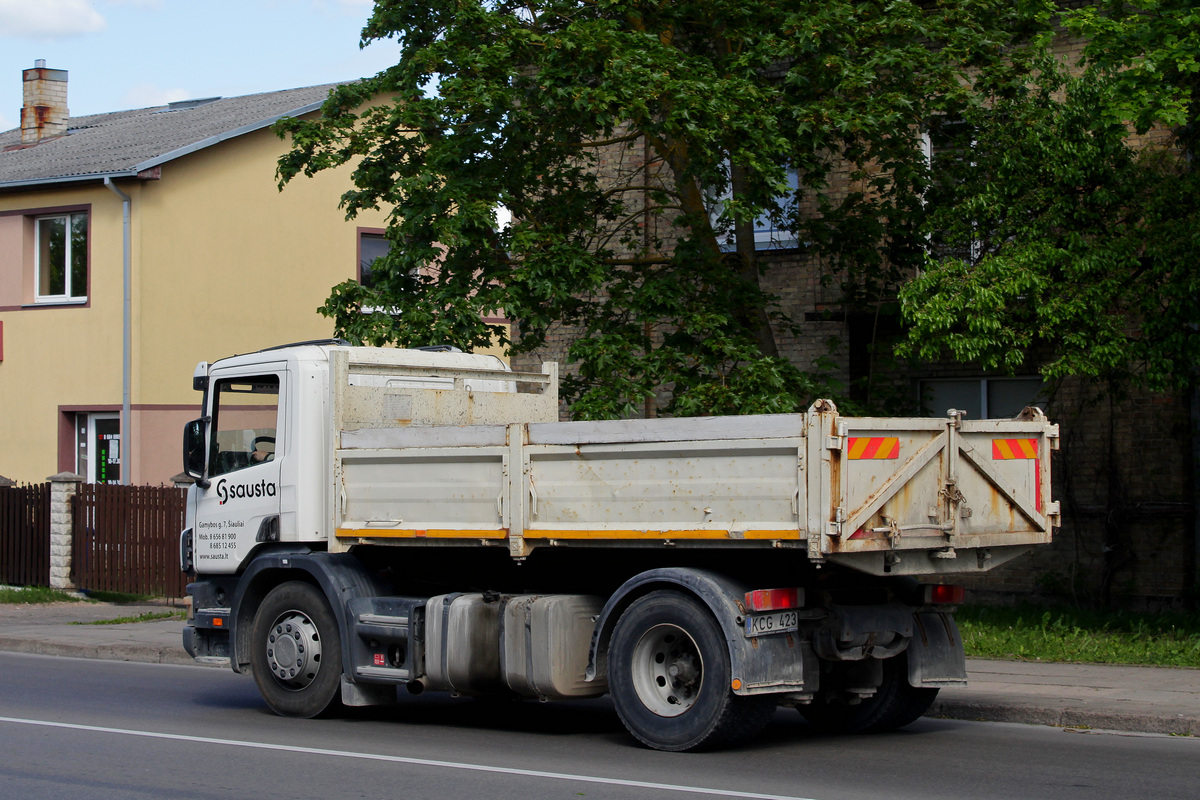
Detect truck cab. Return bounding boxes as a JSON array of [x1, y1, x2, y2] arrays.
[[181, 342, 524, 574]]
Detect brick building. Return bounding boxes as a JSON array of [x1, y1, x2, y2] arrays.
[[510, 33, 1197, 610]]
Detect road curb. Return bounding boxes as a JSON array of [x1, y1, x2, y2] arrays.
[[930, 698, 1199, 737], [0, 636, 202, 666]]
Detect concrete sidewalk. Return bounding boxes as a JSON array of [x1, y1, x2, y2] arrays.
[[1, 600, 1197, 736], [933, 659, 1200, 736], [0, 600, 194, 666]]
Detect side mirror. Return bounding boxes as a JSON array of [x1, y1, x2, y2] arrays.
[[183, 418, 210, 488]]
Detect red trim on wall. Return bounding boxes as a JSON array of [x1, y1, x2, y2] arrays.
[[57, 403, 201, 413], [130, 404, 203, 412], [0, 203, 90, 218], [57, 409, 77, 474]]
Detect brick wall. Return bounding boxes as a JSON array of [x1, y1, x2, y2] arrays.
[[963, 382, 1195, 610]]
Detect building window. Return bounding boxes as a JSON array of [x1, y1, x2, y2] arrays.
[[707, 165, 801, 252], [36, 212, 88, 302], [359, 231, 389, 289], [923, 119, 980, 263], [919, 377, 1043, 420], [76, 412, 120, 484], [358, 229, 422, 315]]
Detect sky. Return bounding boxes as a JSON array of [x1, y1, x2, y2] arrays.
[[0, 0, 402, 132]]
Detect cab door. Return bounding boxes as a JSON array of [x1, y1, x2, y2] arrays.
[[192, 366, 285, 574]]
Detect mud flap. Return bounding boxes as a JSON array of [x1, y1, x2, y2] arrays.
[[907, 611, 967, 687], [340, 676, 397, 707]]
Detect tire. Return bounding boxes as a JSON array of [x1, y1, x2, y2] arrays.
[[250, 581, 344, 718], [799, 653, 938, 734], [608, 590, 775, 752]]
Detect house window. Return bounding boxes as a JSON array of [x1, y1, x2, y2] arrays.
[[919, 377, 1043, 420], [359, 231, 389, 289], [76, 413, 120, 484], [36, 212, 88, 302]]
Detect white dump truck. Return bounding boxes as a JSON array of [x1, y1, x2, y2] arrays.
[[181, 341, 1059, 750]]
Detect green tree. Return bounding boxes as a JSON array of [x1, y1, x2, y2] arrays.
[[900, 0, 1200, 391], [278, 0, 1050, 418]]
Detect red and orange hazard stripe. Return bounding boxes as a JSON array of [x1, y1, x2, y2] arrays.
[[992, 438, 1038, 460], [847, 437, 900, 460]]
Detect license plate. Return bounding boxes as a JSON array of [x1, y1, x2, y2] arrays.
[[745, 610, 799, 637]]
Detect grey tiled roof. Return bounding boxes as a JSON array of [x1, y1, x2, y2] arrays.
[[0, 83, 340, 189]]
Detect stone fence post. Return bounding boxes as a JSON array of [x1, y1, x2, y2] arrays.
[[48, 472, 83, 590]]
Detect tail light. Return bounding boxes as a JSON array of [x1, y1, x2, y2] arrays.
[[744, 587, 803, 612], [923, 584, 965, 605]]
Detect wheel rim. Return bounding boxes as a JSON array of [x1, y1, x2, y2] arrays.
[[264, 609, 323, 691], [629, 623, 704, 717]]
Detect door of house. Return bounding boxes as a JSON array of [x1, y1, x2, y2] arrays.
[[76, 412, 121, 484]]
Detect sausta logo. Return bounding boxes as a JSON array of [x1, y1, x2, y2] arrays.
[[215, 478, 277, 505]]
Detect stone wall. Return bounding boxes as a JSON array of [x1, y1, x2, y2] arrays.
[[47, 473, 82, 590]]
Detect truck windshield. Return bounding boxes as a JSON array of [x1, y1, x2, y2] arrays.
[[210, 375, 279, 477]]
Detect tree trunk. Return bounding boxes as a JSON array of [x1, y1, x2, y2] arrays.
[[729, 161, 780, 359]]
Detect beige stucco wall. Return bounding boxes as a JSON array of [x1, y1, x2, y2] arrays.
[[0, 118, 391, 484], [1, 184, 126, 483], [134, 122, 383, 399]]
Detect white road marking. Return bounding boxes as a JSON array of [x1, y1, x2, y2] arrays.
[[0, 715, 818, 800]]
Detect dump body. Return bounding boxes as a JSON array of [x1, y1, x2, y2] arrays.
[[328, 349, 1058, 576]]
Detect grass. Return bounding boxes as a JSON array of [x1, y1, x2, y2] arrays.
[[0, 586, 82, 604], [81, 590, 157, 604], [957, 604, 1200, 668], [1, 585, 184, 624], [0, 586, 162, 605], [72, 610, 187, 625]]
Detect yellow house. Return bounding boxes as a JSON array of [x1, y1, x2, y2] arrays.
[[0, 64, 392, 485]]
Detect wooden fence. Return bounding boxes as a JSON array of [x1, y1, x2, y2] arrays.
[[72, 484, 188, 597], [0, 483, 51, 587]]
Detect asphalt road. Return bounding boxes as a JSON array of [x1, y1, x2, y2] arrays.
[[1, 652, 1196, 800]]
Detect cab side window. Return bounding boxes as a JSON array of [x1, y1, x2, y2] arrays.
[[209, 376, 280, 477]]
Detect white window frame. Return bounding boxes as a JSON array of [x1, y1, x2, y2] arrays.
[[35, 211, 88, 304]]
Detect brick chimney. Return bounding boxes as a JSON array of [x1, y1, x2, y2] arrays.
[[21, 60, 69, 145]]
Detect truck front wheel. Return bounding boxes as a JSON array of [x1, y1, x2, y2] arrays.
[[608, 590, 774, 751], [250, 581, 344, 718]]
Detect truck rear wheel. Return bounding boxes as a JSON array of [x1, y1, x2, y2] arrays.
[[250, 581, 343, 718], [799, 653, 937, 734], [608, 590, 774, 751]]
